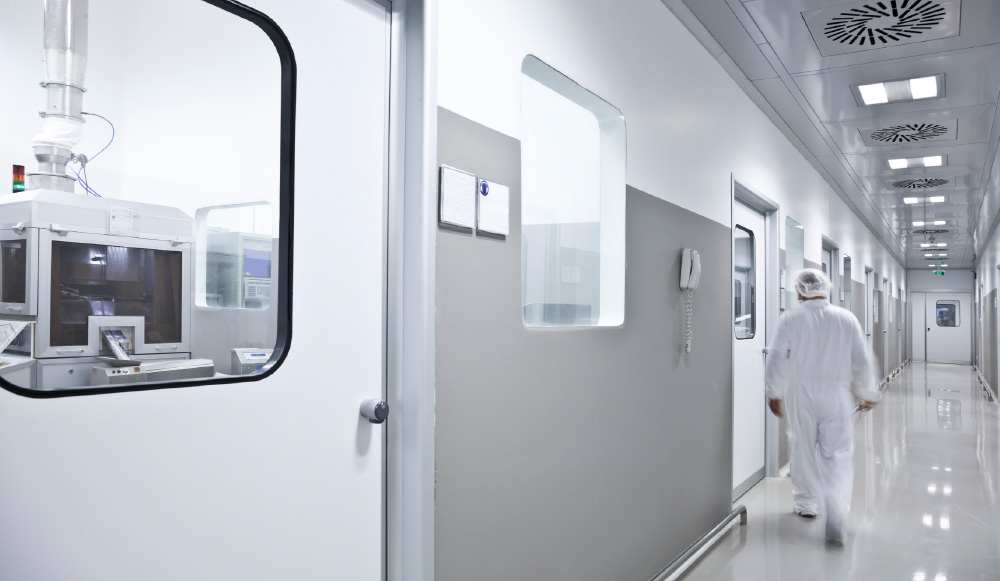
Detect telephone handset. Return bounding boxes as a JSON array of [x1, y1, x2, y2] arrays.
[[680, 248, 701, 353], [680, 249, 701, 290]]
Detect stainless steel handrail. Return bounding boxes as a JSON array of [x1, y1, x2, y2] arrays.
[[650, 504, 747, 581]]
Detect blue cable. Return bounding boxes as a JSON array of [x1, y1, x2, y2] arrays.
[[68, 165, 101, 197], [82, 112, 115, 163]]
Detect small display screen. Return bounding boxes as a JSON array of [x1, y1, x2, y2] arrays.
[[244, 352, 270, 361], [243, 249, 270, 278]]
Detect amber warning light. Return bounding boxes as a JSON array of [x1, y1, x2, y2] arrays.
[[12, 165, 25, 193]]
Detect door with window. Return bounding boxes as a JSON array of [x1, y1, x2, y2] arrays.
[[732, 202, 766, 499], [926, 292, 973, 364]]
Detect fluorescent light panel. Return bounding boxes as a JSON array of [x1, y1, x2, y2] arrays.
[[904, 196, 946, 204], [928, 196, 946, 203], [912, 221, 946, 226], [858, 74, 942, 106], [886, 155, 947, 170], [921, 243, 949, 248]]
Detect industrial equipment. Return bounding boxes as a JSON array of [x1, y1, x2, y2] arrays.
[[231, 348, 273, 375]]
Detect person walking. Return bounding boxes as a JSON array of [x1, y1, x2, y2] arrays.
[[765, 268, 880, 545]]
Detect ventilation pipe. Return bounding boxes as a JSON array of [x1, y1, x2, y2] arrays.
[[26, 0, 89, 193]]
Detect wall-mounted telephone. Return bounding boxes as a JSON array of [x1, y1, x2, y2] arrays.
[[680, 248, 701, 353], [680, 248, 701, 290]]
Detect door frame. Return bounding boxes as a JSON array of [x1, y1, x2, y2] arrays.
[[732, 178, 781, 479], [387, 1, 436, 579], [821, 237, 839, 305]]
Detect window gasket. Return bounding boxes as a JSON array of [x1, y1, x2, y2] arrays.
[[0, 0, 295, 398]]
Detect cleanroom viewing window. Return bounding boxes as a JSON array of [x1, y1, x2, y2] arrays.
[[0, 0, 292, 396], [733, 225, 755, 340], [520, 55, 626, 327], [936, 300, 959, 327]]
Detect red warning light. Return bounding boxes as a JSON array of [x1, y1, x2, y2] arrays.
[[12, 165, 25, 193]]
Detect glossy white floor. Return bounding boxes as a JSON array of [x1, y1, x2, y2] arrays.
[[682, 363, 1000, 581]]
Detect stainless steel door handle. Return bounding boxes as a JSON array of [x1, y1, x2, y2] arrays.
[[360, 399, 389, 424]]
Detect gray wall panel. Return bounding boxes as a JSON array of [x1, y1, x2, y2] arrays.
[[851, 281, 866, 328], [435, 108, 733, 581], [889, 298, 899, 372]]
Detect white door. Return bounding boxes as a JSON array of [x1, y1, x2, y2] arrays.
[[912, 292, 926, 361], [926, 292, 973, 364], [865, 269, 874, 352], [0, 1, 390, 579], [821, 248, 833, 301], [732, 202, 766, 499]]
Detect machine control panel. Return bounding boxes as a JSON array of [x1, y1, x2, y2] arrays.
[[231, 348, 273, 376]]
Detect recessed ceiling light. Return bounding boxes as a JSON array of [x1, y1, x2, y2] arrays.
[[928, 196, 946, 203], [858, 82, 889, 105], [886, 155, 948, 170], [937, 243, 947, 247], [913, 221, 925, 226], [938, 253, 948, 257], [857, 74, 943, 106], [904, 197, 920, 204], [909, 76, 939, 99], [924, 253, 933, 257], [933, 220, 946, 225]]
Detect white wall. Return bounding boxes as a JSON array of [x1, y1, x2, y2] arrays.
[[0, 0, 281, 228], [908, 269, 975, 292], [436, 0, 905, 293]]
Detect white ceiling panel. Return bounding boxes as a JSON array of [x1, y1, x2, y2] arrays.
[[876, 171, 982, 193], [743, 0, 1000, 74], [825, 104, 995, 153], [684, 1, 779, 80], [793, 45, 1000, 122], [752, 77, 838, 156], [843, 143, 988, 177]]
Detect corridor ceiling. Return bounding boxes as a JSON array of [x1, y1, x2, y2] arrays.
[[665, 0, 1000, 269]]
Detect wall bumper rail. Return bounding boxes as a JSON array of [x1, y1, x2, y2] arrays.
[[650, 504, 748, 581]]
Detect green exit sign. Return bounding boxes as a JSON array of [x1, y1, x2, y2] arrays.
[[934, 270, 945, 276]]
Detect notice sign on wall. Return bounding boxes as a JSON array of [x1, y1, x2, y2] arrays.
[[439, 166, 477, 228], [477, 178, 509, 235]]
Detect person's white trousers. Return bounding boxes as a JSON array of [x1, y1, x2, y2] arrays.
[[787, 383, 854, 536]]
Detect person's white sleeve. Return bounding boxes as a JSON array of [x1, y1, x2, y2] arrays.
[[765, 314, 793, 400], [850, 317, 880, 403]]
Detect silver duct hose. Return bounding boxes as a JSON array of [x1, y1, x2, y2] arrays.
[[27, 0, 89, 192]]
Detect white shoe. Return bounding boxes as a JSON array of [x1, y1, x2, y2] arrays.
[[795, 509, 817, 518]]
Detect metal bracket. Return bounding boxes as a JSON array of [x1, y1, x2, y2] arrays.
[[12, 222, 26, 234], [49, 224, 69, 236]]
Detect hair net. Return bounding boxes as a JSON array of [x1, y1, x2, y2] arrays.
[[795, 268, 831, 299]]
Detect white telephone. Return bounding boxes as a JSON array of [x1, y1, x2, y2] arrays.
[[680, 248, 701, 353], [680, 248, 701, 290]]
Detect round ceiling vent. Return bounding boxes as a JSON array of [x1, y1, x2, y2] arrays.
[[912, 228, 949, 235], [824, 2, 947, 46], [872, 123, 949, 143], [892, 177, 949, 189]]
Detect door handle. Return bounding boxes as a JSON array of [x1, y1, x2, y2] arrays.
[[360, 399, 389, 424]]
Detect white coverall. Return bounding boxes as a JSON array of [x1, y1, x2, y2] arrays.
[[764, 299, 879, 535]]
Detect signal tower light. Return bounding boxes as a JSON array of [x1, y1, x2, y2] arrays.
[[12, 165, 25, 193]]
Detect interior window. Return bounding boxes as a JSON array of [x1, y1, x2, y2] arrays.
[[936, 300, 959, 327], [520, 55, 626, 327], [0, 0, 291, 394], [734, 225, 755, 339]]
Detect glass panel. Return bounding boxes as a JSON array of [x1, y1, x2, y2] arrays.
[[50, 242, 182, 347], [734, 226, 754, 339], [1, 240, 27, 304], [785, 217, 804, 309], [843, 256, 852, 311], [936, 300, 959, 327], [198, 203, 273, 310], [521, 55, 626, 327]]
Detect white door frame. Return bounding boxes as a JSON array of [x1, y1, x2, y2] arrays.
[[732, 178, 781, 479], [387, 1, 436, 579]]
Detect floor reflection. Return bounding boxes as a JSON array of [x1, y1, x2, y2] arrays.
[[681, 363, 1000, 581]]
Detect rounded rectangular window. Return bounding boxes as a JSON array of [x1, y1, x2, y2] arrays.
[[734, 225, 755, 339], [936, 300, 960, 327], [0, 0, 293, 395], [520, 55, 626, 327]]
